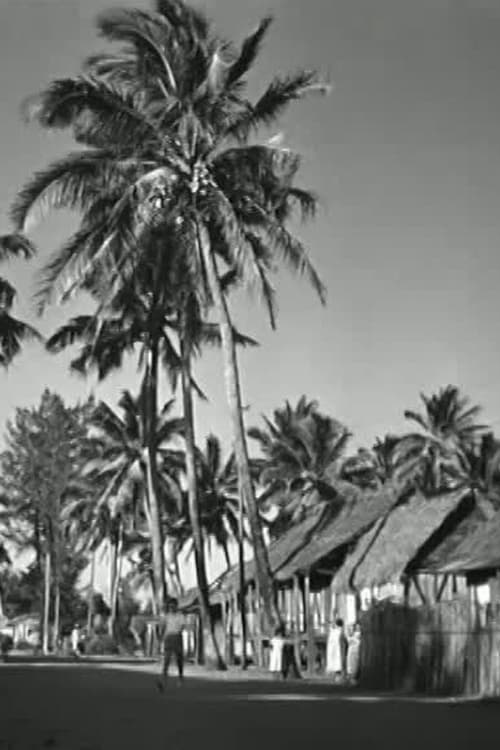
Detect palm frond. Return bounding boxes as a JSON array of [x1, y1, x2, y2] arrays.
[[0, 312, 42, 368], [0, 234, 37, 260], [225, 16, 273, 88], [228, 70, 330, 140], [24, 76, 161, 150], [258, 209, 326, 304], [95, 8, 178, 92], [10, 150, 133, 232]]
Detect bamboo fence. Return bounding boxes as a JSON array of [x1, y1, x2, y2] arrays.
[[359, 599, 500, 696]]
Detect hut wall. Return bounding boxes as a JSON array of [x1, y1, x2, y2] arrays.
[[358, 598, 500, 696]]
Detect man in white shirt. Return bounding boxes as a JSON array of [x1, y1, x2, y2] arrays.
[[156, 598, 185, 692]]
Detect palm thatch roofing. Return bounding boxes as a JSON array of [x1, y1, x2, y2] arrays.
[[275, 483, 400, 581], [222, 493, 335, 592], [178, 491, 337, 610], [331, 517, 386, 593], [423, 507, 500, 573], [333, 489, 469, 591], [416, 495, 496, 573]]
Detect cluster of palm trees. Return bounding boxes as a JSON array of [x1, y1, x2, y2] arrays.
[[0, 1, 329, 657], [2, 0, 497, 666], [249, 388, 500, 540]]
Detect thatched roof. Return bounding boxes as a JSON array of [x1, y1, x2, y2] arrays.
[[343, 489, 469, 590], [331, 517, 386, 593], [424, 507, 500, 573], [276, 483, 400, 581], [417, 495, 496, 573], [178, 497, 334, 609], [223, 496, 333, 591]]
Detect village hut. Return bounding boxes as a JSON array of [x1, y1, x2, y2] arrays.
[[334, 489, 472, 607], [343, 493, 500, 696]]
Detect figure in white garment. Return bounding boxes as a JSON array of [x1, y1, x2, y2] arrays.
[[71, 624, 80, 657], [346, 623, 361, 683], [326, 618, 347, 682], [269, 626, 285, 678]]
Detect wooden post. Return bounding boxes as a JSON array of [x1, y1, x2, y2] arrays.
[[324, 584, 332, 631], [287, 587, 292, 630], [304, 573, 315, 676], [293, 575, 301, 672], [228, 593, 236, 665], [255, 581, 264, 667]]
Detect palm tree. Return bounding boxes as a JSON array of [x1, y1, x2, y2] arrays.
[[398, 385, 487, 494], [340, 435, 405, 489], [0, 235, 40, 367], [46, 247, 251, 664], [249, 397, 351, 535], [195, 435, 240, 572], [12, 1, 328, 627], [455, 432, 500, 510], [87, 388, 185, 609]]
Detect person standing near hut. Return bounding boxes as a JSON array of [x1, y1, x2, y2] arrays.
[[346, 623, 361, 684], [156, 598, 185, 692], [269, 625, 285, 679], [71, 624, 81, 658], [326, 618, 347, 682]]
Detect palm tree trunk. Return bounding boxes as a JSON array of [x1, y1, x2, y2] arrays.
[[222, 541, 232, 573], [180, 337, 226, 669], [110, 524, 123, 635], [199, 224, 279, 631], [42, 548, 51, 654], [144, 340, 167, 613], [237, 512, 248, 670], [53, 581, 60, 653], [87, 549, 96, 634], [108, 538, 117, 635], [164, 535, 182, 596]]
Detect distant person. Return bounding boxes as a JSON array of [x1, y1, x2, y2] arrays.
[[269, 625, 285, 679], [71, 625, 80, 658], [326, 617, 347, 682], [346, 623, 361, 684], [156, 599, 185, 692]]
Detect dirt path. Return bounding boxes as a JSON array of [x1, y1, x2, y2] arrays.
[[1, 664, 498, 750]]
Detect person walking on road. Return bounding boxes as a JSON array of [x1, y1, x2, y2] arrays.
[[156, 598, 185, 692]]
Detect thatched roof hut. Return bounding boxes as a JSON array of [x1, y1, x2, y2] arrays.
[[343, 489, 469, 590], [423, 507, 500, 574], [275, 483, 400, 581], [222, 495, 334, 591]]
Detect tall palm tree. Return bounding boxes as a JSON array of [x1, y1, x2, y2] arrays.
[[12, 1, 328, 626], [46, 248, 251, 664], [398, 385, 487, 494], [87, 388, 185, 608], [195, 435, 240, 572], [249, 397, 351, 535]]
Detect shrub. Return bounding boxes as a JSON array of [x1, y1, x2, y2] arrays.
[[86, 634, 119, 655], [14, 639, 34, 651]]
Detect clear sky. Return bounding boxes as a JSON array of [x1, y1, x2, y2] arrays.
[[2, 0, 500, 456]]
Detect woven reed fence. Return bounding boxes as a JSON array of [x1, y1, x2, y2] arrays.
[[359, 599, 500, 696]]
